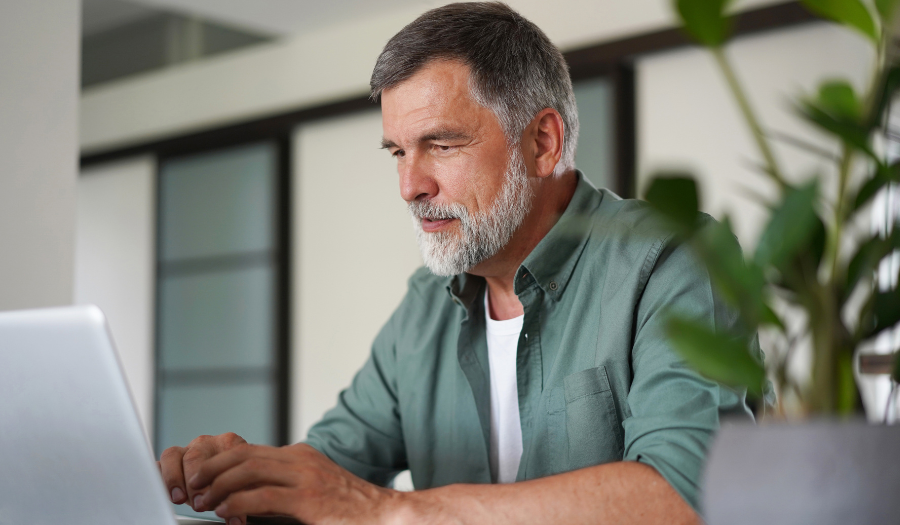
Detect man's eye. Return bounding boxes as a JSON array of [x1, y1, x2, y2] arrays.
[[391, 149, 405, 158], [434, 144, 455, 153]]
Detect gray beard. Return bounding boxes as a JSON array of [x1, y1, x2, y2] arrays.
[[408, 148, 534, 276]]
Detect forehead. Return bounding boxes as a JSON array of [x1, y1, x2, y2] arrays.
[[380, 60, 499, 141]]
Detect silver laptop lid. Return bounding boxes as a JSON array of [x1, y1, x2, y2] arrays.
[[0, 305, 177, 525]]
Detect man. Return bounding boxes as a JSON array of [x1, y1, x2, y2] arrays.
[[158, 3, 754, 524]]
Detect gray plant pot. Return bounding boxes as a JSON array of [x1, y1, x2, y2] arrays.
[[702, 420, 900, 524]]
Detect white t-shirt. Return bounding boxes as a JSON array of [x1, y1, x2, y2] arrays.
[[484, 289, 524, 484]]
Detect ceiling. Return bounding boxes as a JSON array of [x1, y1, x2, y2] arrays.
[[83, 0, 435, 37]]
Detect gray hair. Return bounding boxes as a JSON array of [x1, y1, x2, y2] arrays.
[[370, 2, 579, 175]]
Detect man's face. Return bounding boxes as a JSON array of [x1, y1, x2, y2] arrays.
[[381, 60, 534, 276]]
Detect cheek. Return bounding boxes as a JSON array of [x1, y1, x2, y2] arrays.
[[471, 162, 510, 213], [432, 150, 508, 213], [431, 157, 474, 202]]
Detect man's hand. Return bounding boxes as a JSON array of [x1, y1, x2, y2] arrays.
[[157, 433, 248, 512], [190, 443, 401, 525]]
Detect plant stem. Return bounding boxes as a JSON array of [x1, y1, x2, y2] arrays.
[[807, 268, 835, 412], [829, 144, 855, 281], [713, 47, 787, 188]]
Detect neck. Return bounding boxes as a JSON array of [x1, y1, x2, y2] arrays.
[[477, 170, 578, 321]]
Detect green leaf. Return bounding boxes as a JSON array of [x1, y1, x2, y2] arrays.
[[798, 101, 874, 158], [644, 173, 701, 233], [846, 229, 900, 297], [818, 81, 862, 121], [809, 214, 828, 271], [876, 0, 900, 20], [867, 66, 900, 130], [675, 0, 733, 47], [754, 181, 819, 270], [761, 302, 786, 330], [666, 316, 766, 397], [846, 238, 880, 296], [853, 161, 898, 212], [801, 0, 879, 43], [692, 218, 766, 328], [853, 174, 885, 211], [869, 286, 900, 338]]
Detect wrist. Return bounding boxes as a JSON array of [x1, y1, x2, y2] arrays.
[[378, 488, 420, 525], [381, 485, 474, 525]]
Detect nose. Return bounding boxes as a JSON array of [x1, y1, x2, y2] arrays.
[[398, 154, 439, 203]]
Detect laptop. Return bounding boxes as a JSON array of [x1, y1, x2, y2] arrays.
[[0, 305, 219, 524]]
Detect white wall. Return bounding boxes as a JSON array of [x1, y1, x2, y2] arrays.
[[80, 0, 782, 154], [291, 110, 423, 441], [75, 157, 157, 436], [637, 22, 873, 248], [0, 1, 80, 311]]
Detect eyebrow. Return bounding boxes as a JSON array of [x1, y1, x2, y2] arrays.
[[380, 128, 471, 150]]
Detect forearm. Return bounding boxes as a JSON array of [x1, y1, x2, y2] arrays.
[[393, 461, 700, 525]]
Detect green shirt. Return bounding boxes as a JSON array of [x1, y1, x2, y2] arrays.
[[305, 172, 754, 509]]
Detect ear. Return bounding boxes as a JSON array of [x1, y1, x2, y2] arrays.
[[526, 108, 565, 179]]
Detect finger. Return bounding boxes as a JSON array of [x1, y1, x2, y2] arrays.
[[201, 456, 298, 510], [215, 486, 299, 522], [158, 446, 188, 504], [189, 444, 284, 491], [181, 435, 225, 510]]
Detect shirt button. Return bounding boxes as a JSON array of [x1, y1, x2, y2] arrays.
[[549, 281, 558, 291]]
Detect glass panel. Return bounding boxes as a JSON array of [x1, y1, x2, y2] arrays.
[[156, 381, 276, 453], [573, 78, 614, 190], [159, 142, 275, 261], [159, 265, 274, 370]]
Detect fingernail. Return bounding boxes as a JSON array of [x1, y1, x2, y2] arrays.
[[228, 518, 241, 525], [171, 487, 185, 503], [193, 494, 204, 510], [188, 473, 198, 487], [215, 502, 228, 515]]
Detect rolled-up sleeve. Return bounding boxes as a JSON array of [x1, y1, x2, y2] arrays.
[[303, 308, 408, 486], [622, 241, 756, 510]]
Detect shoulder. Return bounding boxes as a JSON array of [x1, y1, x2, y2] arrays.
[[387, 266, 456, 328], [405, 265, 447, 297], [369, 266, 452, 354], [585, 192, 720, 287], [587, 193, 674, 272], [594, 191, 672, 241], [594, 191, 723, 248]]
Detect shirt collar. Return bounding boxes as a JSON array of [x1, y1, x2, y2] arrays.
[[516, 171, 602, 300], [446, 170, 603, 306], [447, 271, 485, 313]]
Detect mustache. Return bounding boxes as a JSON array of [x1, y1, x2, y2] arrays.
[[408, 199, 466, 221]]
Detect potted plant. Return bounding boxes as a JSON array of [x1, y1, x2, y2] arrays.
[[643, 0, 900, 520], [645, 0, 900, 417]]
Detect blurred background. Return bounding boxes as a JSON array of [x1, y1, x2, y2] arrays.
[[0, 0, 886, 510]]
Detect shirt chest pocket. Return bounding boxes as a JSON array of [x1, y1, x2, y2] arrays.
[[546, 366, 624, 473]]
